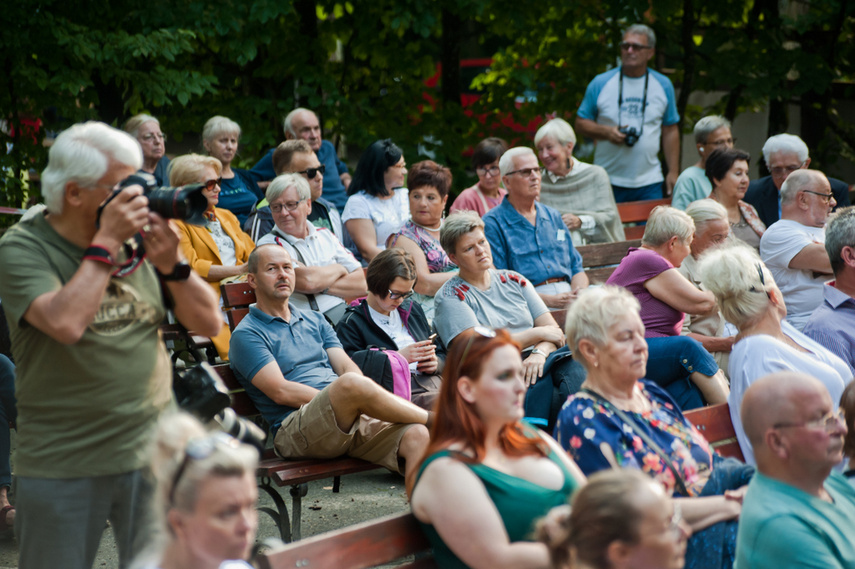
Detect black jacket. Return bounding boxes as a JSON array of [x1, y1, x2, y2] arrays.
[[744, 175, 851, 228], [336, 298, 446, 372]]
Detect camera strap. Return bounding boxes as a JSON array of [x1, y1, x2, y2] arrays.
[[617, 68, 648, 136]]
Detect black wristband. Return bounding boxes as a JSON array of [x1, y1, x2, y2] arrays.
[[83, 245, 114, 266]]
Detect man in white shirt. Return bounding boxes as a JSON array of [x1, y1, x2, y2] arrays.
[[760, 169, 835, 330], [257, 173, 366, 324]]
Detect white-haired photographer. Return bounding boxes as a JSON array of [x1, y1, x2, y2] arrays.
[[0, 121, 221, 569]]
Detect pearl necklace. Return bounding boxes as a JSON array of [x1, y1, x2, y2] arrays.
[[411, 219, 442, 231]]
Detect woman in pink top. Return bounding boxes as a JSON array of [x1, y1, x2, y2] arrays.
[[606, 206, 729, 410], [450, 137, 508, 217]]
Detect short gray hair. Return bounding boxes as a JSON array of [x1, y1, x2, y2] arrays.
[[202, 116, 241, 144], [623, 24, 656, 48], [266, 173, 310, 203], [697, 244, 774, 329], [685, 199, 728, 230], [534, 118, 577, 148], [641, 206, 695, 247], [564, 286, 641, 368], [440, 210, 485, 256], [499, 147, 536, 176], [824, 206, 855, 275], [762, 134, 809, 166], [123, 114, 160, 138], [283, 108, 316, 137], [780, 169, 825, 205], [693, 116, 731, 145], [41, 122, 143, 215]]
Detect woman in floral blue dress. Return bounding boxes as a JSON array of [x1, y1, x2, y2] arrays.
[[555, 286, 752, 569]]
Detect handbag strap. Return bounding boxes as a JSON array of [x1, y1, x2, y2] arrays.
[[581, 387, 690, 496]]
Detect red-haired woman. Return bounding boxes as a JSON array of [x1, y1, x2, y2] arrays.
[[408, 328, 586, 569]]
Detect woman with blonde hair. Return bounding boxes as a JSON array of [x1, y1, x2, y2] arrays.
[[170, 154, 255, 360]]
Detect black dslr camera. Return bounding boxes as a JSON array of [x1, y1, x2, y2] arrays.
[[174, 362, 267, 452], [99, 172, 210, 226], [619, 126, 640, 147]]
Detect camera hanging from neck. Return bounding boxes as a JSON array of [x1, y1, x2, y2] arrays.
[[618, 68, 649, 139]]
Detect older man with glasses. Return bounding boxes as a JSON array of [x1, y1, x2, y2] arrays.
[[575, 23, 680, 201], [760, 169, 836, 330], [735, 371, 855, 569], [744, 133, 850, 227], [483, 147, 588, 311]]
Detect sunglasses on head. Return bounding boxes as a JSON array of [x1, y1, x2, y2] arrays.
[[202, 178, 222, 191], [459, 326, 497, 365], [297, 164, 326, 179]]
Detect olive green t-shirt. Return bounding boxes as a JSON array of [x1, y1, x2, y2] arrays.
[[0, 212, 172, 478]]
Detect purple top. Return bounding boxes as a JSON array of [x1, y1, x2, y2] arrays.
[[606, 247, 683, 337], [802, 283, 855, 376], [388, 220, 456, 274]]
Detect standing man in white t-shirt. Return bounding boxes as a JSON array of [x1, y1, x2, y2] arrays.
[[760, 169, 836, 330], [575, 24, 681, 202]]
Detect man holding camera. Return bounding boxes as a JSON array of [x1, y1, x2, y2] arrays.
[[0, 122, 221, 569], [575, 23, 680, 202]]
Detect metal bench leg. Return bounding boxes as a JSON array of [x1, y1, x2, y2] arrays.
[[332, 475, 342, 493], [257, 477, 292, 542], [289, 483, 308, 541]]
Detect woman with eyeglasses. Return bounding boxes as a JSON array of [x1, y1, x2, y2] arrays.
[[387, 160, 458, 322], [170, 154, 255, 360], [202, 116, 264, 226], [133, 413, 258, 569], [537, 469, 691, 569], [698, 244, 849, 466], [556, 285, 752, 569], [342, 139, 410, 263], [450, 137, 508, 217], [408, 327, 586, 569], [336, 248, 443, 409], [672, 116, 734, 211], [705, 148, 765, 252], [124, 114, 171, 186], [535, 118, 624, 245]]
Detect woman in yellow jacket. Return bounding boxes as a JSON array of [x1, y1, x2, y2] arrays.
[[169, 154, 255, 359]]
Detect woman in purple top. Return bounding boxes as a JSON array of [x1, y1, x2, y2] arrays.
[[606, 206, 729, 410]]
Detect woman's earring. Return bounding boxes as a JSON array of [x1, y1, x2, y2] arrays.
[[699, 147, 705, 152]]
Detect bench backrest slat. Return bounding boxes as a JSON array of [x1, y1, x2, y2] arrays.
[[576, 238, 640, 284], [212, 363, 261, 418], [684, 402, 745, 461], [617, 199, 671, 239]]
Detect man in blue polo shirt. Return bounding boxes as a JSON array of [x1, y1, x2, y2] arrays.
[[483, 147, 589, 310], [250, 108, 351, 211], [229, 244, 429, 478]]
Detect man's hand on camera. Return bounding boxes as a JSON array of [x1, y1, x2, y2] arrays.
[[142, 213, 184, 275], [94, 185, 150, 255]]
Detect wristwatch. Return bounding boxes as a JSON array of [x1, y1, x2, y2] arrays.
[[158, 261, 192, 282], [531, 348, 547, 358]]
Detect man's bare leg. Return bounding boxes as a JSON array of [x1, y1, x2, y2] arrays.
[[327, 372, 430, 432]]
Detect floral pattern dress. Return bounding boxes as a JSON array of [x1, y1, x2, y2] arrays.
[[555, 380, 714, 497]]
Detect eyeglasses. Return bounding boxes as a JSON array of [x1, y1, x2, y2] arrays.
[[459, 326, 497, 365], [296, 164, 326, 179], [202, 178, 222, 191], [749, 262, 772, 300], [140, 133, 167, 142], [270, 199, 306, 213], [803, 190, 835, 203], [620, 42, 652, 52], [169, 432, 242, 506], [505, 167, 543, 178], [387, 289, 415, 300], [476, 165, 501, 177], [774, 410, 844, 433], [770, 162, 805, 177]]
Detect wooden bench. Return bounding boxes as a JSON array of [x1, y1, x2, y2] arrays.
[[617, 198, 671, 239], [257, 511, 435, 569], [684, 402, 745, 461], [576, 239, 640, 283], [212, 363, 384, 543]]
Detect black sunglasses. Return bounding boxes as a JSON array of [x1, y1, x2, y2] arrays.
[[296, 164, 326, 179], [169, 432, 241, 506]]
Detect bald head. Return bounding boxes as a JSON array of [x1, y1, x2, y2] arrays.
[[742, 372, 822, 447]]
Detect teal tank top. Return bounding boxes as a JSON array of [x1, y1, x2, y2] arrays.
[[414, 443, 579, 568]]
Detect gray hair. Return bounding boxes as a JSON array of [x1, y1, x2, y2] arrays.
[[202, 115, 241, 144], [641, 206, 695, 247], [266, 173, 311, 203], [824, 206, 855, 275], [499, 147, 536, 176], [123, 114, 160, 138], [685, 199, 728, 231], [534, 118, 577, 148], [623, 24, 656, 48], [41, 122, 143, 215], [762, 134, 809, 166], [780, 169, 824, 205], [693, 116, 731, 145], [697, 244, 774, 329], [440, 210, 486, 256], [168, 154, 222, 187], [283, 108, 316, 137], [564, 286, 641, 368]]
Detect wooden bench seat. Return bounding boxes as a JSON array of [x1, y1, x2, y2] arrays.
[[257, 511, 434, 569], [684, 402, 745, 461], [617, 198, 671, 239]]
